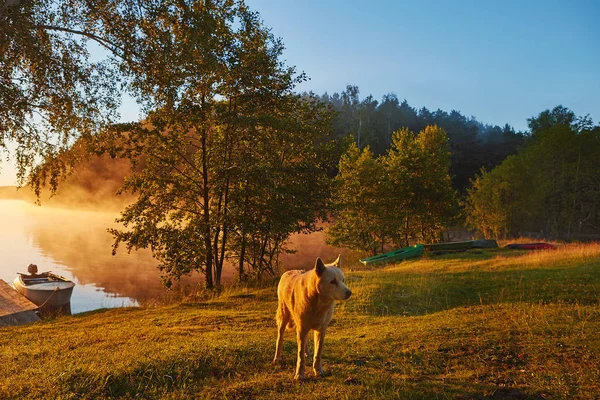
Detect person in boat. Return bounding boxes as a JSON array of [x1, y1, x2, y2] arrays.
[[27, 263, 39, 277]]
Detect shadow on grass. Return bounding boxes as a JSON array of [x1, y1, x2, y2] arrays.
[[57, 346, 271, 399], [57, 355, 547, 400]]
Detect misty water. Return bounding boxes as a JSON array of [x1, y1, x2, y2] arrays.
[[0, 200, 204, 314], [0, 199, 344, 314]]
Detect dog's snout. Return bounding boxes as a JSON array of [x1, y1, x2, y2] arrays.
[[345, 289, 352, 299]]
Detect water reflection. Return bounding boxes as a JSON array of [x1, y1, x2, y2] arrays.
[[0, 200, 202, 313], [0, 200, 347, 314]]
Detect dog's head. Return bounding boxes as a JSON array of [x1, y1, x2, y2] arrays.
[[315, 255, 352, 301]]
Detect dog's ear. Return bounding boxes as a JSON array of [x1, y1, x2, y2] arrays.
[[334, 254, 341, 268], [315, 258, 326, 277]]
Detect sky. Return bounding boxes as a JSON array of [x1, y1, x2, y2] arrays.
[[1, 0, 599, 186], [244, 0, 599, 132]]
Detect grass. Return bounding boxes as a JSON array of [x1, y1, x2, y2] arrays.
[[1, 243, 600, 399]]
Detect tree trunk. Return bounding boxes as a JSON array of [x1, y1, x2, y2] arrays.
[[404, 214, 410, 247], [238, 236, 247, 281], [217, 181, 230, 285], [212, 197, 222, 286], [357, 116, 362, 149], [238, 192, 250, 281], [567, 152, 581, 239], [258, 235, 269, 281], [201, 127, 213, 289]]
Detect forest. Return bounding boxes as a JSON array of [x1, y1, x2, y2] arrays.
[[2, 0, 599, 288], [313, 85, 527, 192], [309, 88, 600, 253]]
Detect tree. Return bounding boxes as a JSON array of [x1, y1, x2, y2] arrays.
[[464, 155, 533, 239], [326, 142, 387, 255], [382, 125, 456, 246], [411, 125, 457, 243], [1, 0, 122, 192], [224, 96, 333, 282], [379, 127, 419, 246], [431, 110, 482, 192], [96, 1, 334, 288], [2, 0, 336, 288], [328, 125, 457, 254]]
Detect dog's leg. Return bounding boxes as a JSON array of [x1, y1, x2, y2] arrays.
[[303, 336, 313, 359], [313, 329, 326, 377], [273, 304, 289, 364], [294, 327, 309, 380]]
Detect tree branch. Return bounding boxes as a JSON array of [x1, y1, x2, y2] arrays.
[[35, 24, 131, 60]]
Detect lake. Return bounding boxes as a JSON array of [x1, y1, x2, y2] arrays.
[[0, 199, 345, 314]]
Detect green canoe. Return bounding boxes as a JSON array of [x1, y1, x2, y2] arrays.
[[359, 244, 424, 266]]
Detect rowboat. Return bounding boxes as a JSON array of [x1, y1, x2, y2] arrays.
[[423, 239, 498, 252], [360, 244, 424, 266], [505, 243, 556, 250], [13, 272, 75, 309]]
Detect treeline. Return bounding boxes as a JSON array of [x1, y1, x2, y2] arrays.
[[316, 87, 600, 243], [311, 85, 526, 191]]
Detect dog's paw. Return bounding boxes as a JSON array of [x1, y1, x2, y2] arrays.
[[313, 368, 330, 378], [293, 372, 306, 381]]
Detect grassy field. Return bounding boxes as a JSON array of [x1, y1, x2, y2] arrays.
[[1, 243, 600, 399]]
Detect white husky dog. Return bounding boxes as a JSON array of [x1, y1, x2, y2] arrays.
[[273, 255, 352, 380]]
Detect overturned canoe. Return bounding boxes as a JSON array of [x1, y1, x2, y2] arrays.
[[423, 239, 498, 252], [505, 243, 556, 250], [360, 244, 424, 266], [472, 239, 499, 248]]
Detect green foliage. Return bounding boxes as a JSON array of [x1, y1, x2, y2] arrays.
[[327, 142, 386, 254], [465, 155, 534, 239], [466, 106, 600, 239], [0, 0, 122, 192], [412, 125, 458, 242], [383, 125, 457, 246], [328, 125, 457, 254]]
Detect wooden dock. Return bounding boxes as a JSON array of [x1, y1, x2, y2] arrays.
[[0, 279, 41, 327]]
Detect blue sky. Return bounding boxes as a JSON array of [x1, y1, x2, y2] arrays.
[[1, 1, 598, 186], [246, 0, 599, 131]]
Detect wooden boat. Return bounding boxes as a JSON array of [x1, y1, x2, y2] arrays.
[[13, 272, 75, 309], [505, 243, 556, 250], [360, 244, 424, 266], [423, 239, 498, 252]]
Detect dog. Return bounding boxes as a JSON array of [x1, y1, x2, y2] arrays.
[[273, 255, 352, 380]]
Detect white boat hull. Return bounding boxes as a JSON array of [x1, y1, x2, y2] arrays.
[[13, 274, 75, 308]]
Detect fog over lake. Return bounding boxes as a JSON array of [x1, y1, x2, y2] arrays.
[[0, 199, 345, 314]]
